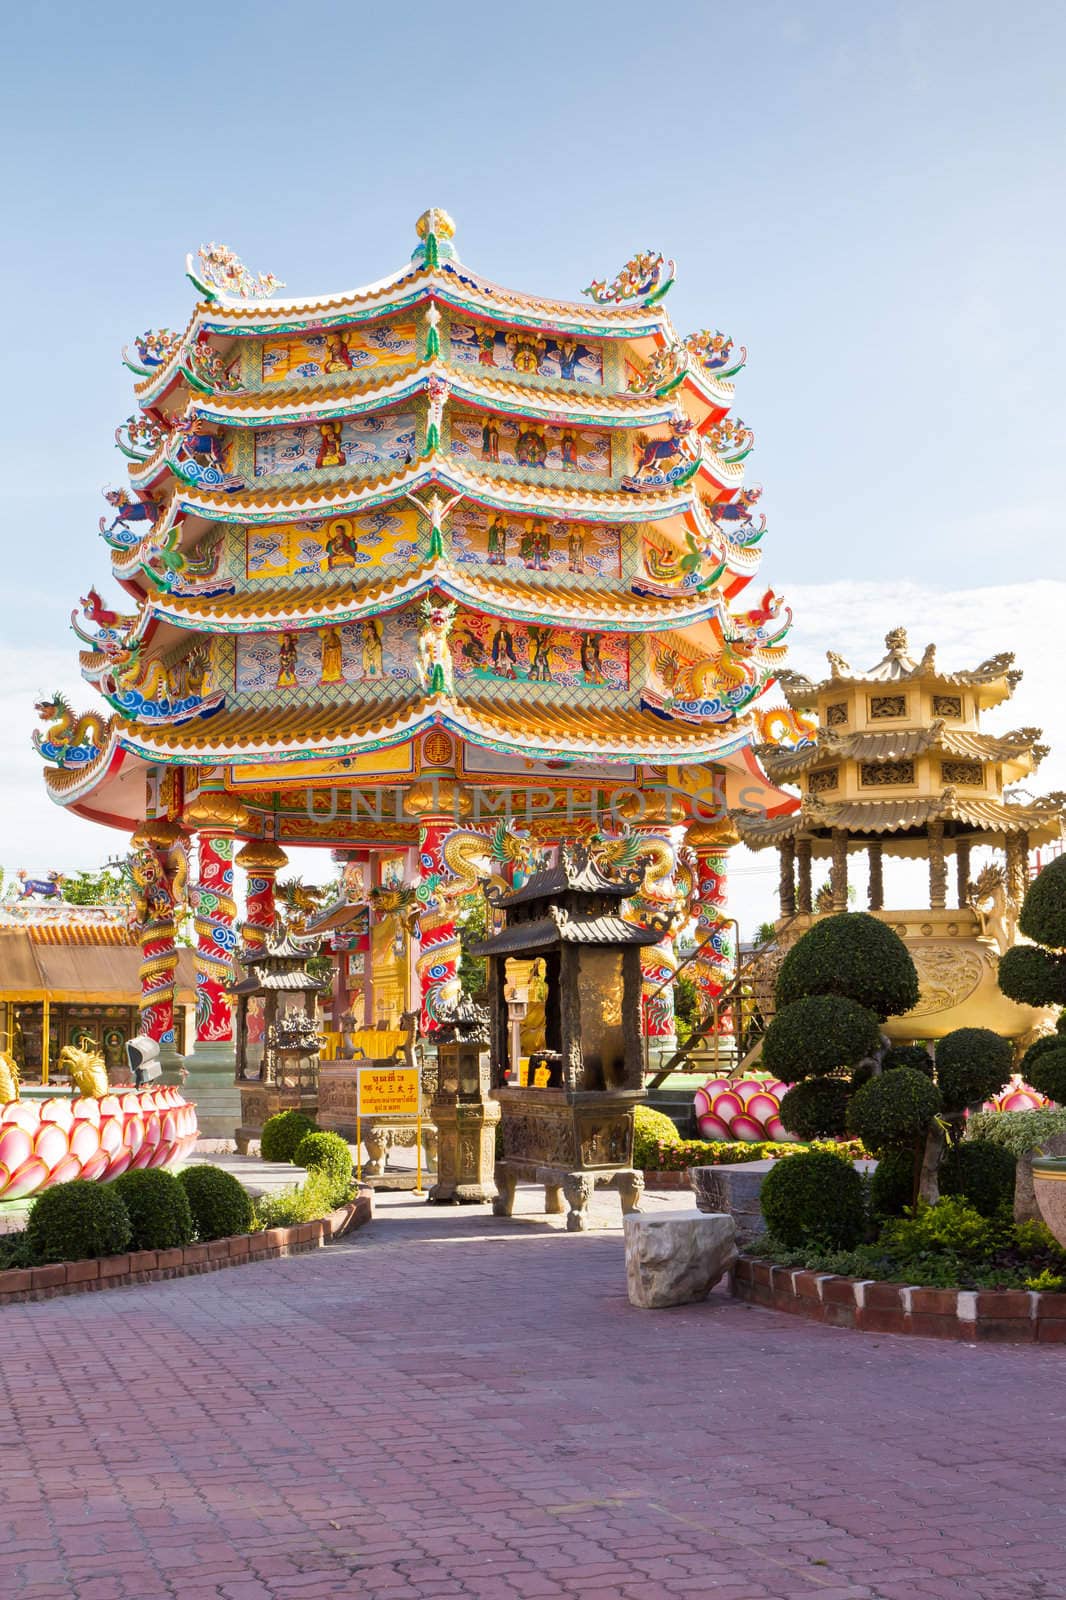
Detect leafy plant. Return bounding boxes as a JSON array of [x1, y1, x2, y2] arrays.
[[260, 1110, 316, 1164], [294, 1131, 353, 1204], [939, 1140, 1017, 1217], [254, 1168, 338, 1229], [778, 1077, 850, 1139], [999, 856, 1066, 1007], [935, 1028, 1014, 1114], [178, 1165, 254, 1241], [1027, 1047, 1066, 1106], [869, 1148, 917, 1218], [633, 1104, 681, 1169], [882, 1043, 934, 1077], [847, 1068, 941, 1154], [967, 1108, 1066, 1156], [27, 1180, 131, 1264], [111, 1168, 194, 1250], [760, 1149, 866, 1248]]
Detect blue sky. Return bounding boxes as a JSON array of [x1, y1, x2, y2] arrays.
[[2, 0, 1063, 922]]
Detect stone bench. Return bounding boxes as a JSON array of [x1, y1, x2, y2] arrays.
[[623, 1209, 737, 1309]]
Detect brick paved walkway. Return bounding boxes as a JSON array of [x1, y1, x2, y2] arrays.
[[2, 1186, 1064, 1600]]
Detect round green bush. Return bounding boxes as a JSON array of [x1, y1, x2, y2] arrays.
[[111, 1168, 194, 1251], [778, 1077, 850, 1140], [940, 1140, 1017, 1217], [762, 995, 880, 1079], [775, 912, 919, 1020], [870, 1148, 916, 1218], [846, 1068, 941, 1152], [760, 1148, 865, 1248], [27, 1180, 132, 1264], [1027, 1046, 1066, 1106], [633, 1104, 681, 1169], [178, 1165, 254, 1241], [1018, 853, 1066, 949], [294, 1131, 353, 1202], [882, 1044, 934, 1077], [260, 1110, 316, 1164], [998, 944, 1066, 1008], [935, 1027, 1014, 1113], [1021, 1034, 1066, 1080]]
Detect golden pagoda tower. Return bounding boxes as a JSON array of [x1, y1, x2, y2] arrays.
[[35, 215, 799, 1125], [738, 627, 1065, 1040]]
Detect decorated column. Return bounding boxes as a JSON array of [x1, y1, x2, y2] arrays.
[[129, 820, 188, 1063], [406, 780, 467, 1033], [868, 841, 884, 911], [612, 805, 684, 1045], [181, 792, 248, 1136], [235, 840, 288, 951], [686, 822, 737, 1019]]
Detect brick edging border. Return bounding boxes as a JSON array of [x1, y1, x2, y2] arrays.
[[732, 1254, 1066, 1343], [0, 1191, 374, 1306], [642, 1171, 692, 1190]]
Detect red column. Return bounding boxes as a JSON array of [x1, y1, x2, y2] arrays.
[[130, 823, 187, 1048], [193, 831, 238, 1044], [687, 825, 737, 1019], [415, 817, 462, 1032], [235, 841, 288, 952]]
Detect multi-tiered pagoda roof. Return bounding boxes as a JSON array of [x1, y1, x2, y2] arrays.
[[38, 213, 797, 842]]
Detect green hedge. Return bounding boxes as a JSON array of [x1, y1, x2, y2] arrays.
[[27, 1181, 132, 1264], [762, 995, 880, 1079], [254, 1168, 338, 1229], [882, 1044, 934, 1077], [633, 1105, 681, 1169], [998, 944, 1066, 1008], [645, 1136, 866, 1172], [260, 1110, 317, 1164], [178, 1165, 254, 1241], [760, 1149, 865, 1248], [1027, 1047, 1066, 1106], [1018, 854, 1066, 949], [294, 1131, 353, 1204], [967, 1108, 1066, 1156], [111, 1168, 194, 1251], [775, 912, 919, 1019], [869, 1149, 917, 1218]]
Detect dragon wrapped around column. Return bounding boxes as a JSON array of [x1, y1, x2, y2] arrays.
[[193, 833, 238, 1042], [128, 832, 188, 1046]]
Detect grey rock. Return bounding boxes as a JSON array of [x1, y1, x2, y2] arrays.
[[623, 1209, 737, 1309]]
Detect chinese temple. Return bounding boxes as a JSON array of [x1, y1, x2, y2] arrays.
[[35, 212, 799, 1120], [738, 627, 1066, 1039]]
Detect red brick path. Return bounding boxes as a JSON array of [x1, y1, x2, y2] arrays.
[[1, 1188, 1063, 1600]]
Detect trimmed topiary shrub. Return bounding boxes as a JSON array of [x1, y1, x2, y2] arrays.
[[762, 995, 880, 1079], [111, 1168, 194, 1251], [633, 1104, 681, 1169], [1021, 1034, 1066, 1079], [1019, 853, 1066, 949], [940, 1140, 1017, 1217], [775, 912, 919, 1020], [847, 1068, 942, 1154], [178, 1165, 254, 1241], [935, 1027, 1014, 1113], [998, 944, 1066, 1008], [760, 1148, 865, 1248], [260, 1110, 316, 1164], [870, 1149, 916, 1219], [778, 1077, 850, 1140], [294, 1131, 353, 1204], [882, 1043, 935, 1077], [1027, 1046, 1066, 1106], [27, 1180, 132, 1264]]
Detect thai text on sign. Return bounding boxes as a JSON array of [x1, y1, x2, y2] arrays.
[[356, 1066, 420, 1117]]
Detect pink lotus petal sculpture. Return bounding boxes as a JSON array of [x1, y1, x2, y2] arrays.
[[694, 1075, 797, 1143], [0, 1086, 197, 1202], [983, 1075, 1050, 1114]]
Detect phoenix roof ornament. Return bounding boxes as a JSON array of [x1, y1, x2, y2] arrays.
[[584, 250, 675, 306], [186, 242, 285, 301]]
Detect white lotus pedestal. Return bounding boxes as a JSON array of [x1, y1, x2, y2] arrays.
[[623, 1209, 737, 1309]]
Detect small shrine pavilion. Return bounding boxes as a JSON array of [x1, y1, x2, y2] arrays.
[[738, 628, 1065, 1038], [34, 213, 800, 1114]]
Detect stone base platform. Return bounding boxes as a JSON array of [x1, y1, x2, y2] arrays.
[[493, 1162, 644, 1232]]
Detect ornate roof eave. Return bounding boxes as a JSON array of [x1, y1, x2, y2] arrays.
[[93, 696, 764, 771], [758, 724, 1044, 780], [135, 259, 673, 407], [187, 360, 683, 432], [734, 790, 1065, 850], [146, 561, 728, 637]]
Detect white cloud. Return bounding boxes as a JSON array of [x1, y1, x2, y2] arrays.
[[4, 581, 1062, 937]]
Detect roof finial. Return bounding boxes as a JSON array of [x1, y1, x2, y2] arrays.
[[412, 209, 458, 268], [885, 626, 908, 654]]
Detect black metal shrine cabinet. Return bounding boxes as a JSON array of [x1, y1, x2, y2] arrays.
[[471, 846, 662, 1231]]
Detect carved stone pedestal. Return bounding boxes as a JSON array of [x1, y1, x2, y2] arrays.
[[493, 1162, 644, 1232], [428, 1097, 501, 1204]]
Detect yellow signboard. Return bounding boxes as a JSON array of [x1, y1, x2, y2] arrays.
[[356, 1066, 420, 1117]]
